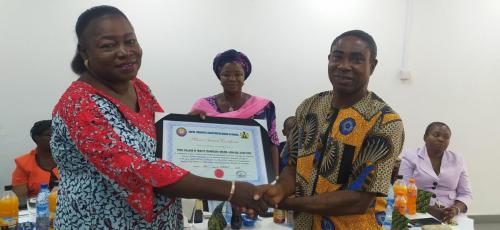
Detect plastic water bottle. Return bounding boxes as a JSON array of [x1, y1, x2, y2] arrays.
[[48, 181, 59, 230], [36, 184, 50, 230], [223, 201, 232, 224], [286, 209, 294, 227], [383, 185, 394, 229]]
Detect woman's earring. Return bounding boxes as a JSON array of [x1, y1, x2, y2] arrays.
[[84, 59, 89, 69]]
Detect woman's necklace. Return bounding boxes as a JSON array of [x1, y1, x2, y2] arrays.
[[223, 93, 245, 112]]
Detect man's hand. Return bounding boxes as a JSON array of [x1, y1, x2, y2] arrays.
[[230, 182, 268, 217], [253, 184, 287, 207]]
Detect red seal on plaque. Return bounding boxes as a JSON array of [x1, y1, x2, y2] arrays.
[[214, 169, 224, 178]]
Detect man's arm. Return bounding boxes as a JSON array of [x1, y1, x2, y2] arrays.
[[279, 190, 376, 216]]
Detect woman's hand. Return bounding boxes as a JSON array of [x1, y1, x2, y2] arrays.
[[428, 205, 445, 221], [442, 205, 459, 223], [230, 181, 268, 217], [188, 110, 207, 120]]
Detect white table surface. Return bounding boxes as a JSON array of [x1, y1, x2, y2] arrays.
[[188, 212, 474, 230], [19, 209, 474, 229], [407, 213, 474, 230]]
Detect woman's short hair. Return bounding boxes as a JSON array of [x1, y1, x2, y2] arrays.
[[424, 121, 451, 137], [70, 5, 129, 75], [30, 120, 52, 142], [212, 49, 252, 80]]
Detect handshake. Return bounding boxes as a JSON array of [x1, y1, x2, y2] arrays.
[[229, 181, 291, 218]]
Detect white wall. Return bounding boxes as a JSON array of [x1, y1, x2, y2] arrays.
[[0, 0, 498, 215]]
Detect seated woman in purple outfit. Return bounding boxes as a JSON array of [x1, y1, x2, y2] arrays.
[[398, 122, 473, 223]]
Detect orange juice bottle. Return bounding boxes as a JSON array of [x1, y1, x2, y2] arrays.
[[394, 190, 407, 216], [0, 185, 19, 230], [407, 178, 417, 215], [48, 181, 59, 230], [393, 175, 407, 199]]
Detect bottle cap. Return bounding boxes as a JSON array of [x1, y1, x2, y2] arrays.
[[397, 175, 403, 179], [4, 185, 13, 191], [409, 178, 416, 183], [41, 183, 49, 189]]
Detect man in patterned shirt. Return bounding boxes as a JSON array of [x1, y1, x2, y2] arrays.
[[254, 30, 405, 229]]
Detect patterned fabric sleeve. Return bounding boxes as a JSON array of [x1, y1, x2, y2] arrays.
[[54, 89, 188, 221], [349, 117, 405, 196], [287, 98, 310, 167], [286, 124, 300, 167]]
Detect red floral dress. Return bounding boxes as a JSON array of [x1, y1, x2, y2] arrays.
[[51, 79, 189, 229]]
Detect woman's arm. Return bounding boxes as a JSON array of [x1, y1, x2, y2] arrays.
[[11, 161, 29, 206], [454, 165, 473, 212], [12, 185, 28, 207], [156, 174, 267, 214], [52, 94, 192, 221], [54, 91, 270, 219]]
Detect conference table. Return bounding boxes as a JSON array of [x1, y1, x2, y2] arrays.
[[18, 210, 474, 229], [186, 212, 474, 230]]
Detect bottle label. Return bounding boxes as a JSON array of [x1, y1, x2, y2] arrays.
[[36, 216, 50, 229], [0, 216, 18, 229], [50, 212, 56, 229], [273, 209, 285, 223], [286, 210, 294, 225], [37, 203, 49, 215]]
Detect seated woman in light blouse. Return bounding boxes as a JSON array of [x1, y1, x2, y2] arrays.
[[398, 122, 472, 222]]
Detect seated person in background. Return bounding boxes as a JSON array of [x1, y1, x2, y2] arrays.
[[11, 120, 59, 206], [398, 122, 472, 222], [278, 116, 296, 172]]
